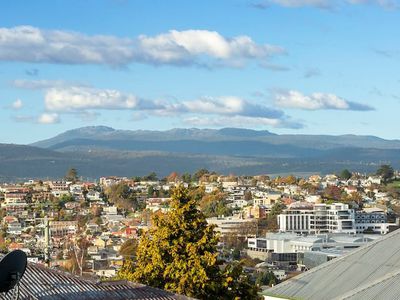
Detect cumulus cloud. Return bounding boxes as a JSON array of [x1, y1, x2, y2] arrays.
[[12, 99, 23, 109], [162, 96, 284, 119], [274, 89, 374, 111], [44, 86, 139, 111], [39, 85, 299, 128], [136, 30, 285, 67], [0, 26, 284, 67], [37, 113, 60, 124], [184, 115, 303, 129]]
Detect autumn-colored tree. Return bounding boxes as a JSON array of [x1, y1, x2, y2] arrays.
[[166, 172, 179, 183], [344, 192, 363, 205], [118, 185, 259, 299], [119, 239, 138, 260], [322, 185, 343, 201], [67, 235, 90, 276], [199, 190, 232, 218], [105, 183, 144, 211], [283, 175, 297, 185]]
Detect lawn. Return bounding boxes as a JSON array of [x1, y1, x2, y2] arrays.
[[387, 180, 400, 189]]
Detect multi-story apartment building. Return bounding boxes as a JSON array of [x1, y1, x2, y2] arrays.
[[49, 221, 78, 237], [277, 203, 356, 234], [355, 209, 392, 234]]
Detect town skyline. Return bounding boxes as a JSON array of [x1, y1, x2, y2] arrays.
[[1, 0, 400, 144]]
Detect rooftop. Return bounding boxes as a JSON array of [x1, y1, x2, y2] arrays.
[[1, 260, 193, 300], [264, 229, 400, 300]]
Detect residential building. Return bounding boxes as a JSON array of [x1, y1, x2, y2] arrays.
[[277, 203, 356, 234]]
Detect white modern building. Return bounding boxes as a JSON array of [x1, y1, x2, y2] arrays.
[[277, 203, 356, 234], [248, 232, 379, 255], [355, 208, 394, 234], [206, 216, 257, 237]]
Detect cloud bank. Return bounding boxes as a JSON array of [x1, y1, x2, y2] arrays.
[[274, 90, 374, 111], [38, 85, 302, 129], [0, 26, 284, 68]]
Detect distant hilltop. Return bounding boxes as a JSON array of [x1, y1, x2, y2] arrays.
[[32, 126, 400, 150], [0, 126, 399, 180]]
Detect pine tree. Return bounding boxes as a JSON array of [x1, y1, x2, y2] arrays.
[[65, 167, 78, 182], [121, 185, 220, 298], [118, 185, 260, 299]]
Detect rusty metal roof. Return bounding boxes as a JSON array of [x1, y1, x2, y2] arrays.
[[0, 261, 194, 300]]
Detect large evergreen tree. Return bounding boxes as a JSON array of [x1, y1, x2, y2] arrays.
[[118, 185, 259, 299], [377, 164, 394, 183], [65, 167, 78, 182]]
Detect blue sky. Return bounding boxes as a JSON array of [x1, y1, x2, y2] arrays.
[[1, 0, 399, 144]]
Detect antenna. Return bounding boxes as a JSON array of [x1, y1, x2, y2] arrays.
[[0, 250, 27, 298]]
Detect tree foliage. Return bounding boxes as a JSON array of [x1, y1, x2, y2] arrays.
[[119, 239, 138, 259], [118, 185, 259, 299], [339, 169, 352, 180], [322, 185, 343, 201], [105, 183, 144, 211], [256, 271, 278, 287], [65, 167, 78, 182], [377, 164, 394, 183], [199, 190, 232, 218]]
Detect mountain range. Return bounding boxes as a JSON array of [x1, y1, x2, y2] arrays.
[[0, 126, 399, 181]]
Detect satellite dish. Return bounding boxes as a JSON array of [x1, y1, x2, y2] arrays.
[[0, 250, 27, 294]]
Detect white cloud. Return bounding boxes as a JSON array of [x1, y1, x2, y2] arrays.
[[184, 115, 302, 129], [0, 26, 284, 67], [43, 86, 285, 119], [161, 96, 285, 119], [268, 0, 332, 8], [178, 96, 246, 115], [274, 89, 374, 111], [12, 99, 23, 109], [38, 85, 300, 128], [44, 86, 139, 111], [137, 30, 285, 66], [37, 113, 59, 124]]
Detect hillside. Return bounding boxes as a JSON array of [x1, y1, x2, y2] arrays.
[[0, 126, 398, 180]]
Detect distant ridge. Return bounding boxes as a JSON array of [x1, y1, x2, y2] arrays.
[[32, 126, 400, 150], [0, 126, 397, 180]]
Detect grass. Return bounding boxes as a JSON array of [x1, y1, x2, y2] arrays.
[[387, 180, 400, 189]]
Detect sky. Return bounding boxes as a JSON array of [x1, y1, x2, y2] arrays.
[[1, 0, 400, 144]]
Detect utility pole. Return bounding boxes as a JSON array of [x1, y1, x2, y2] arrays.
[[44, 217, 50, 265]]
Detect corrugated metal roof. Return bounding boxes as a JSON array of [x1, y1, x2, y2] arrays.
[[264, 229, 400, 300], [0, 261, 194, 300]]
